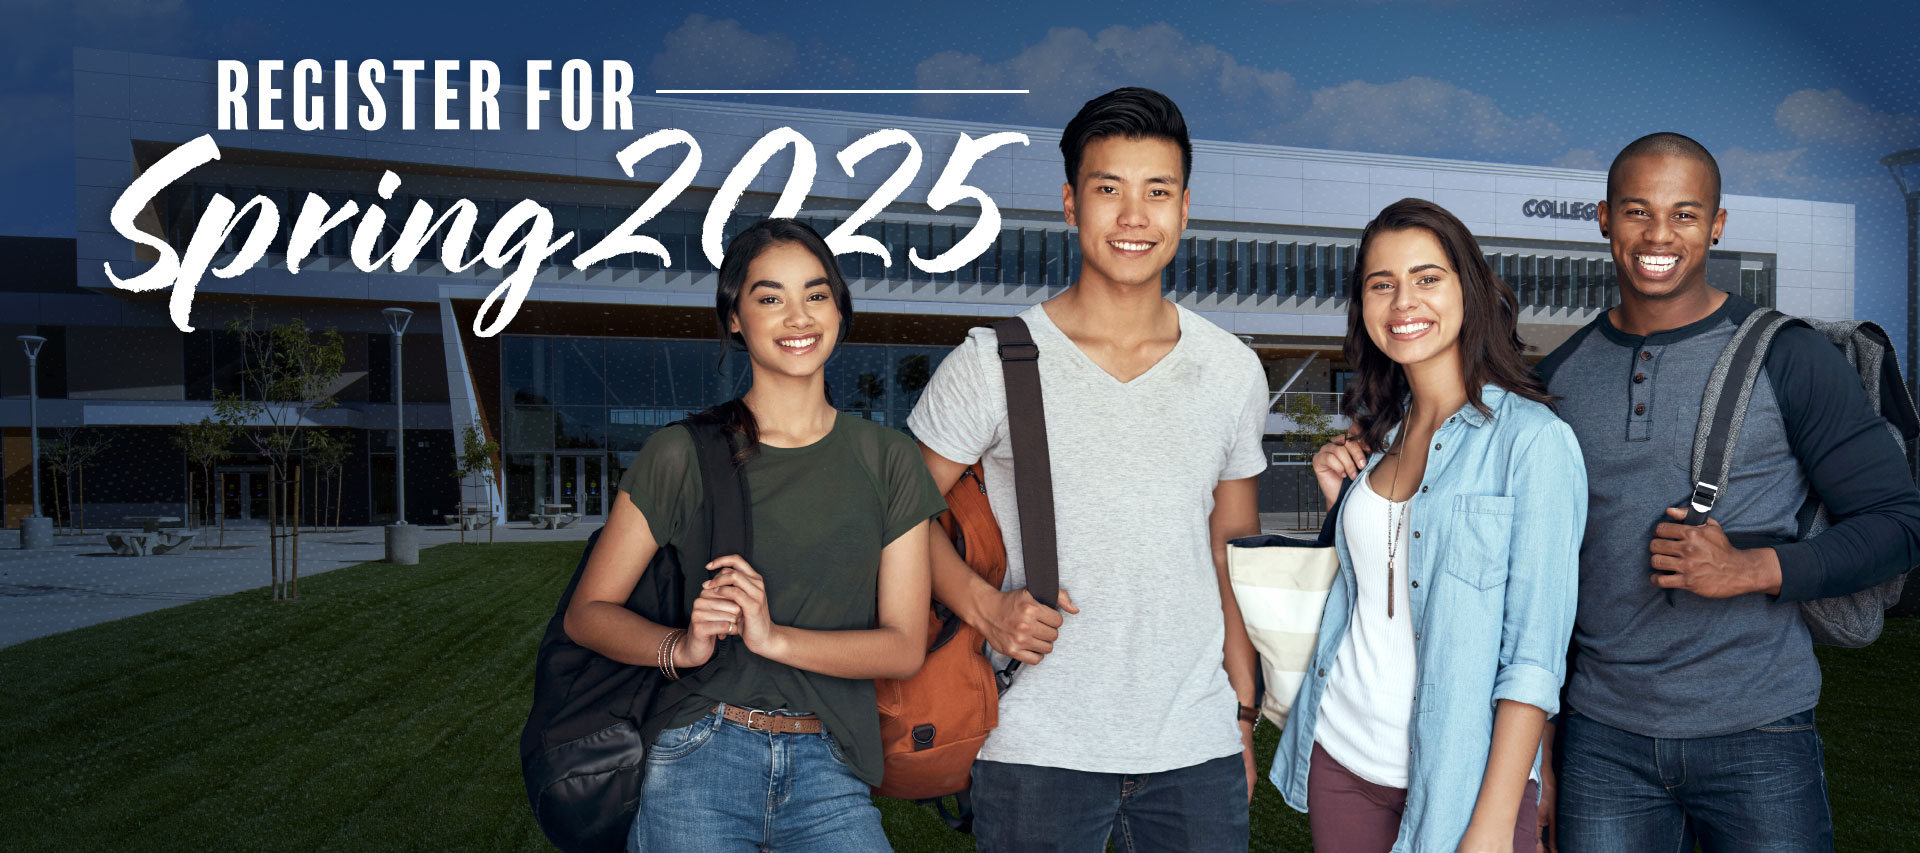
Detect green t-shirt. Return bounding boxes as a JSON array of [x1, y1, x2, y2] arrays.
[[617, 412, 946, 786]]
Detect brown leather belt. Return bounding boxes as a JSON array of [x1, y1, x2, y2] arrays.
[[717, 704, 823, 734]]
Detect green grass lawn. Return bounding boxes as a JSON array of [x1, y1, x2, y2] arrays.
[[1, 542, 1912, 851]]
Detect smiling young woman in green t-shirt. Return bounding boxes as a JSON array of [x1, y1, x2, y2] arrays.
[[562, 218, 946, 852]]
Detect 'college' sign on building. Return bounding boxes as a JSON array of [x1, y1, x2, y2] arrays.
[[1522, 199, 1599, 221]]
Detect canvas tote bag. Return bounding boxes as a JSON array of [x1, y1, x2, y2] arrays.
[[1228, 481, 1350, 728]]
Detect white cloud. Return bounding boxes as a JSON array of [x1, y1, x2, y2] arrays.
[[912, 24, 1570, 164], [1551, 148, 1607, 172], [649, 14, 798, 88], [1716, 145, 1819, 196], [1266, 76, 1563, 160], [914, 24, 1297, 126], [1774, 88, 1920, 149]]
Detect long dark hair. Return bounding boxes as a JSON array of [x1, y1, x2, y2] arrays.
[[685, 218, 854, 462], [1342, 198, 1552, 451]]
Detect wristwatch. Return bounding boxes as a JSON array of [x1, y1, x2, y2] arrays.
[[1237, 704, 1259, 724]]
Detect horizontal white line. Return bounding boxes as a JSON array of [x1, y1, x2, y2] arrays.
[[654, 89, 1028, 95]]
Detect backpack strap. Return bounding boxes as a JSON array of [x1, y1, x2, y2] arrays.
[[989, 316, 1058, 691], [992, 317, 1059, 610], [659, 419, 755, 689], [1687, 309, 1804, 524], [686, 421, 753, 562]]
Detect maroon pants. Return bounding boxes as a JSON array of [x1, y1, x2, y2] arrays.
[[1308, 742, 1539, 852]]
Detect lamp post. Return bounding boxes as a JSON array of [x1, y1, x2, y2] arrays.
[[17, 335, 50, 549], [381, 307, 417, 564]]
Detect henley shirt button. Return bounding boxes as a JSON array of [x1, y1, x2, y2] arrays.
[[1413, 531, 1421, 539], [1411, 580, 1419, 588], [1635, 403, 1647, 415], [1421, 486, 1429, 493], [1641, 351, 1653, 361], [1633, 373, 1647, 383], [1434, 442, 1442, 450]]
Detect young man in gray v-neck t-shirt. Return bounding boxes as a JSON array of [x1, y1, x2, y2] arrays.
[[908, 87, 1270, 852]]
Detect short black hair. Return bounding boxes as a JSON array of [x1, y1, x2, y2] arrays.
[[1059, 87, 1192, 191], [1606, 132, 1722, 211]]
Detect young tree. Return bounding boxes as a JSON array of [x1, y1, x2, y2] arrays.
[[853, 372, 886, 422], [45, 428, 110, 532], [1276, 392, 1344, 528], [213, 312, 346, 601], [173, 417, 238, 538], [42, 436, 67, 530], [453, 424, 500, 545], [1276, 392, 1342, 449], [895, 353, 932, 401], [304, 430, 349, 533]]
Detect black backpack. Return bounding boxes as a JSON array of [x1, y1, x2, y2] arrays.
[[519, 421, 751, 853]]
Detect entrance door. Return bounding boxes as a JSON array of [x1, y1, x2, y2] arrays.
[[218, 469, 269, 522], [551, 454, 607, 519]]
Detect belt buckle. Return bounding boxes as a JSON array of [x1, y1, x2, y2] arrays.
[[745, 708, 771, 731]]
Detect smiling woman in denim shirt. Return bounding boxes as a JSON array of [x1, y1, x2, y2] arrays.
[[1268, 198, 1586, 853]]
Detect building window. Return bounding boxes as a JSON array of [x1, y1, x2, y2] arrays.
[[1044, 230, 1065, 289], [953, 224, 975, 284], [907, 222, 931, 282], [367, 333, 393, 403], [1023, 228, 1044, 287], [1000, 229, 1021, 286], [183, 330, 214, 401]]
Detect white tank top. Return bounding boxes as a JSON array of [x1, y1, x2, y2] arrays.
[[1315, 467, 1418, 789]]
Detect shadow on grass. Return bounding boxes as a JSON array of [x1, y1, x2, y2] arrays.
[[0, 541, 1910, 851]]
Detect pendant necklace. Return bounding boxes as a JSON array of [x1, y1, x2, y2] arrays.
[[1384, 444, 1405, 619]]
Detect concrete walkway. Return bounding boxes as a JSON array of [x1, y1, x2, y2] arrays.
[[0, 514, 1321, 650], [0, 521, 602, 649]]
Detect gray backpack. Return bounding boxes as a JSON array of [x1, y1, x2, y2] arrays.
[[1686, 309, 1920, 647]]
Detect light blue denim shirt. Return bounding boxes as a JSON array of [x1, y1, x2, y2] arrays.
[[1270, 385, 1586, 853]]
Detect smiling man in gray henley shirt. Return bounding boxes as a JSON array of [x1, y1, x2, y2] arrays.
[[1535, 133, 1920, 853]]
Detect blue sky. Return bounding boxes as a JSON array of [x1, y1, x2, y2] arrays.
[[2, 0, 1915, 342]]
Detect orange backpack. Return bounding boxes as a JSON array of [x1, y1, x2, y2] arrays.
[[872, 318, 1060, 831], [872, 462, 1007, 803]]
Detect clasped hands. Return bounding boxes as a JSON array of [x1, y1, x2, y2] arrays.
[[676, 554, 776, 668]]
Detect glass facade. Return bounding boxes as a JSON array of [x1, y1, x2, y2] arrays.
[[157, 182, 1758, 312], [1739, 267, 1777, 306], [497, 335, 952, 520]]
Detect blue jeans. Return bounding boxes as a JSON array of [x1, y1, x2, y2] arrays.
[[1555, 710, 1833, 853], [627, 705, 889, 853], [971, 754, 1249, 852]]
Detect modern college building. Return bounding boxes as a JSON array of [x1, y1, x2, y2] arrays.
[[0, 49, 1859, 528]]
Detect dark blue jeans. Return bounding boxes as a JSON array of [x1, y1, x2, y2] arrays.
[[1556, 710, 1833, 853], [971, 754, 1249, 853]]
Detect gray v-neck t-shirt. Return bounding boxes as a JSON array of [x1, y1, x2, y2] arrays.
[[908, 301, 1271, 773]]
